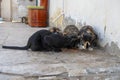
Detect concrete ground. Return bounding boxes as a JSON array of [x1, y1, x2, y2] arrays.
[[0, 22, 120, 80]]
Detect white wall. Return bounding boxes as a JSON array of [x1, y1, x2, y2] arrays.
[[38, 0, 41, 6], [1, 0, 36, 21], [49, 0, 64, 28], [50, 0, 120, 49], [1, 0, 11, 21], [14, 0, 36, 21], [49, 0, 64, 18]]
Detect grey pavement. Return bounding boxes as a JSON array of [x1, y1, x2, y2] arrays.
[[0, 22, 120, 80]]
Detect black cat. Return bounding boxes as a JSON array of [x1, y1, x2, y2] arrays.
[[2, 29, 52, 51], [42, 33, 79, 52], [2, 27, 79, 52]]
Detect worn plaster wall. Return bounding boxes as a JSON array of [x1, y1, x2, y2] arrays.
[[1, 0, 36, 21], [49, 0, 64, 29], [1, 0, 11, 21], [50, 0, 120, 56], [14, 0, 36, 21]]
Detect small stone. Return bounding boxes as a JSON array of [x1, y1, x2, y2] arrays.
[[88, 47, 93, 51], [38, 76, 57, 80]]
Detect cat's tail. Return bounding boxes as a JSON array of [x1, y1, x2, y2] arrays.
[[2, 45, 29, 50]]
